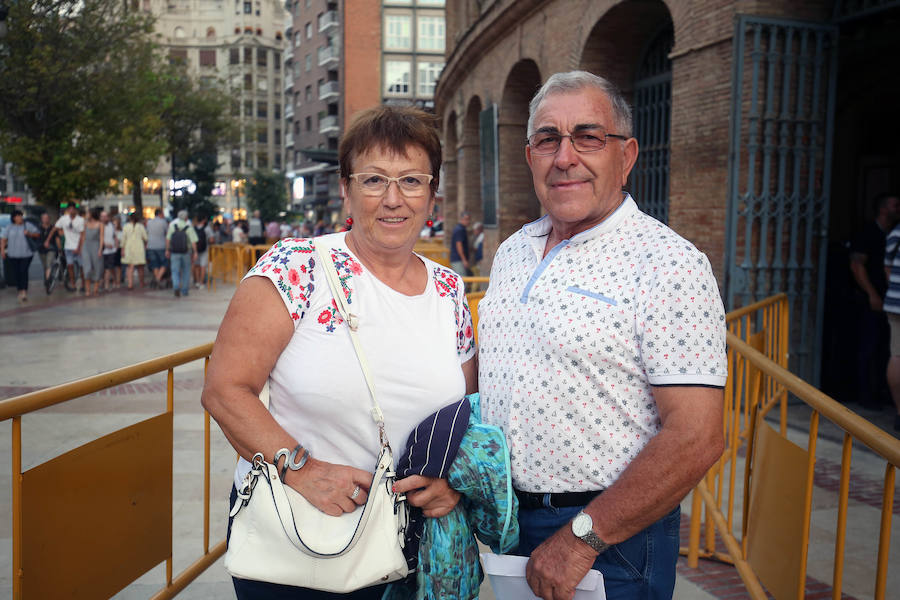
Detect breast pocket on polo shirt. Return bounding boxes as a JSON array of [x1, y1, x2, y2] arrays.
[[566, 285, 618, 306]]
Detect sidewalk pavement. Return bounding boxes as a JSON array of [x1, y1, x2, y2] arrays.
[[0, 279, 897, 599]]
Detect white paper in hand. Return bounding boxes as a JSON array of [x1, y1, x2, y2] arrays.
[[480, 553, 606, 600]]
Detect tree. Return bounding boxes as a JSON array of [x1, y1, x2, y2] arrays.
[[246, 170, 287, 223], [0, 0, 166, 207], [160, 68, 237, 220]]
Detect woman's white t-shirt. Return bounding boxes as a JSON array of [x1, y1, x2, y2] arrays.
[[234, 232, 477, 488]]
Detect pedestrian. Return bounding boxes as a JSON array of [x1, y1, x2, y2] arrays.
[[53, 203, 85, 292], [201, 104, 477, 599], [449, 211, 472, 276], [471, 221, 484, 291], [192, 215, 211, 289], [232, 220, 248, 244], [81, 206, 104, 297], [121, 212, 148, 289], [280, 220, 292, 239], [477, 70, 728, 600], [146, 208, 169, 289], [166, 209, 198, 298], [880, 193, 900, 432], [248, 210, 264, 245], [850, 193, 900, 409], [265, 218, 280, 245], [37, 213, 58, 284], [0, 210, 40, 303], [101, 210, 119, 292]]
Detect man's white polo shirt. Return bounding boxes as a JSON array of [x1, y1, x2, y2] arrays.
[[478, 195, 727, 493]]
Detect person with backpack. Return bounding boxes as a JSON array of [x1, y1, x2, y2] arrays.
[[165, 209, 198, 298], [192, 215, 212, 289]]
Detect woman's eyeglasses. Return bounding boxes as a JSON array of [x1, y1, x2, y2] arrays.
[[348, 173, 434, 197]]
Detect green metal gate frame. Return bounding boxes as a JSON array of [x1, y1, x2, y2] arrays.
[[724, 15, 839, 385]]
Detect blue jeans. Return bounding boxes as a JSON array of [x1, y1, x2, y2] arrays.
[[170, 252, 191, 295], [515, 504, 680, 600]]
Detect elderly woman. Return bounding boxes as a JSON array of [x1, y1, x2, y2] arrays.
[[202, 106, 477, 600]]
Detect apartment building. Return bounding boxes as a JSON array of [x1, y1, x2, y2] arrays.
[[149, 0, 288, 219], [284, 0, 446, 224]]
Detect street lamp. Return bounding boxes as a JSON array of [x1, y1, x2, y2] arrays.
[[231, 177, 245, 219]]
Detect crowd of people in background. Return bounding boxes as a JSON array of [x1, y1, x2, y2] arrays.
[[0, 204, 352, 303]]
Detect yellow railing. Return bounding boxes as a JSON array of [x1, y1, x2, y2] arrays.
[[0, 345, 223, 600], [684, 293, 900, 599]]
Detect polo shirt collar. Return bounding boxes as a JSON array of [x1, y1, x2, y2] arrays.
[[522, 193, 637, 243]]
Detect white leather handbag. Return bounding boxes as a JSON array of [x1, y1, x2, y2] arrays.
[[223, 240, 410, 592]]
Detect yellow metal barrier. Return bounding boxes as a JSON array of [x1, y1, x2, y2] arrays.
[[683, 293, 900, 599], [0, 344, 224, 600]]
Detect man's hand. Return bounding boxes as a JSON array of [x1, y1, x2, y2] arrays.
[[393, 475, 461, 518], [525, 526, 597, 600]]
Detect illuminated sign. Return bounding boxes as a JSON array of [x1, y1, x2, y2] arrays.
[[211, 181, 227, 196]]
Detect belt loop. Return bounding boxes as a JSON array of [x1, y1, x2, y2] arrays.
[[541, 493, 553, 509]]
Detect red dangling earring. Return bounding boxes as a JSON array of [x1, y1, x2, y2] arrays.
[[426, 218, 434, 228], [345, 216, 353, 228]]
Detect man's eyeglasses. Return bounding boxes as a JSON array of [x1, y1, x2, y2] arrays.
[[526, 127, 628, 156], [348, 173, 434, 197]]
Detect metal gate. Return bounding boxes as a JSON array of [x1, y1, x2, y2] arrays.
[[631, 27, 672, 224], [724, 15, 838, 384]]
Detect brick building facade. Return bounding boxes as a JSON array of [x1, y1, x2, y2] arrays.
[[435, 0, 900, 385]]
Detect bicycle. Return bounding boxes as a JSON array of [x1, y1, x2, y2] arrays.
[[45, 248, 65, 294]]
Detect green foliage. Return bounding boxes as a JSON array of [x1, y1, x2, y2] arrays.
[[246, 170, 288, 223], [161, 68, 238, 221], [0, 0, 166, 207]]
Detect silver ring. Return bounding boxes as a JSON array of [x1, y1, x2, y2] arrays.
[[350, 486, 360, 500]]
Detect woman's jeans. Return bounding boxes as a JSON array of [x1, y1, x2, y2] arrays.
[[8, 256, 32, 291], [514, 504, 680, 600], [227, 486, 388, 600]]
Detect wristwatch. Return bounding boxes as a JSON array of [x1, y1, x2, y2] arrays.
[[571, 510, 610, 554]]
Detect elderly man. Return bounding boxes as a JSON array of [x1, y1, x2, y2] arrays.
[[478, 71, 727, 600]]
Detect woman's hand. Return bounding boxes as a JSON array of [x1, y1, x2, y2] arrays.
[[286, 457, 374, 516], [393, 475, 461, 518]]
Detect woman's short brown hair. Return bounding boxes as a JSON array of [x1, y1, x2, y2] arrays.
[[339, 105, 441, 194]]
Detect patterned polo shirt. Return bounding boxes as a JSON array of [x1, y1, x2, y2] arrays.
[[478, 195, 727, 492]]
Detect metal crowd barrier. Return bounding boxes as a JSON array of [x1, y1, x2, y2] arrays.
[[684, 293, 900, 599]]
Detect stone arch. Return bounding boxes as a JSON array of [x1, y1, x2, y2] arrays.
[[498, 59, 542, 244], [442, 111, 459, 238], [459, 96, 483, 224]]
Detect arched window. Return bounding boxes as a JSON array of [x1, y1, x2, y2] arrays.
[[276, 31, 283, 41], [207, 27, 216, 38], [174, 26, 186, 39]]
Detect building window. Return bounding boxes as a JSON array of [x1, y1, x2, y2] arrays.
[[174, 26, 186, 38], [274, 153, 282, 169], [294, 31, 302, 47], [417, 61, 443, 96], [257, 128, 268, 144], [257, 48, 267, 67], [258, 153, 268, 168], [385, 60, 411, 96], [305, 115, 312, 131], [274, 129, 281, 144], [231, 100, 240, 116], [244, 74, 253, 90], [199, 49, 217, 67], [257, 102, 268, 118], [384, 15, 411, 50], [230, 47, 239, 64], [169, 48, 187, 65], [257, 77, 268, 91], [243, 1, 251, 14], [306, 22, 312, 39], [417, 15, 444, 52], [293, 61, 302, 78], [244, 47, 253, 64], [274, 103, 281, 119], [417, 0, 443, 4], [244, 100, 253, 116], [305, 85, 312, 101], [305, 54, 311, 71], [246, 152, 253, 168], [273, 52, 281, 71]]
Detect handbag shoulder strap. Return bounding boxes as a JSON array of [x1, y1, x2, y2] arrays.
[[313, 238, 388, 441]]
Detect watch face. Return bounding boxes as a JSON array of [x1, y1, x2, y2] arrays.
[[572, 512, 592, 537]]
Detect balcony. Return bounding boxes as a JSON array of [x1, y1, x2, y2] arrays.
[[284, 78, 293, 91], [318, 80, 339, 100], [319, 115, 339, 134], [317, 45, 339, 67], [284, 45, 293, 62], [318, 10, 338, 33], [285, 132, 294, 148], [285, 103, 294, 119]]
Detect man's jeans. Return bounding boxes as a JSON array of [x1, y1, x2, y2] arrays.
[[514, 504, 680, 600], [170, 252, 192, 295]]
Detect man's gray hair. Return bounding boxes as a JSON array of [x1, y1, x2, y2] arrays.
[[177, 209, 189, 221], [527, 71, 633, 138]]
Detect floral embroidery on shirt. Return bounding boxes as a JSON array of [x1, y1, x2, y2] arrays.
[[316, 298, 345, 333], [249, 238, 316, 321], [328, 249, 362, 304], [433, 267, 475, 356]]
